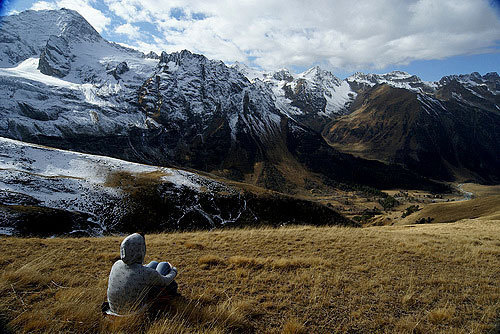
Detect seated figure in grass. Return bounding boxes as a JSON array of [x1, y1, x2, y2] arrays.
[[105, 233, 178, 315]]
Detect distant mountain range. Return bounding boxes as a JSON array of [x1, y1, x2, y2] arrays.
[[1, 8, 498, 197]]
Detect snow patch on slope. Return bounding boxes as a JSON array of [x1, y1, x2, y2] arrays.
[[0, 58, 79, 89], [0, 137, 233, 235]]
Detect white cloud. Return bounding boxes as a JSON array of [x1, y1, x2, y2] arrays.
[[115, 23, 141, 39], [105, 0, 153, 23], [100, 0, 500, 71], [30, 1, 57, 10]]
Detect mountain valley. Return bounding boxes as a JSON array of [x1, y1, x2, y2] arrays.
[[0, 9, 498, 235]]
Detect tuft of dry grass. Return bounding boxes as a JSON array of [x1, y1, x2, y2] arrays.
[[228, 256, 265, 269], [281, 318, 307, 334], [184, 241, 205, 250], [198, 255, 226, 268], [0, 219, 499, 333], [428, 306, 455, 324]]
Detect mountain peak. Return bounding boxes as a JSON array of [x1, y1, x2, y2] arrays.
[[301, 65, 325, 77], [346, 71, 426, 92], [439, 71, 500, 84], [10, 8, 101, 41], [438, 71, 500, 96], [230, 62, 265, 81], [54, 8, 102, 42], [300, 66, 341, 85], [0, 8, 102, 67], [160, 49, 207, 63], [272, 68, 294, 82]]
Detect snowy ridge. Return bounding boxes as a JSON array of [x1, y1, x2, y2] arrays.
[[232, 65, 357, 121], [346, 71, 436, 92], [438, 72, 500, 95], [295, 66, 355, 116], [0, 137, 235, 235]]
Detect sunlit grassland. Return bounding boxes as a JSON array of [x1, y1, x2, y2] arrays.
[[0, 219, 499, 333]]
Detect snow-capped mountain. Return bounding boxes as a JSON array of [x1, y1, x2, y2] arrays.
[[229, 64, 356, 132], [439, 71, 500, 92], [0, 8, 498, 191], [262, 66, 356, 131], [346, 71, 436, 94], [435, 72, 500, 112], [0, 8, 159, 151], [233, 64, 499, 122], [0, 8, 100, 67], [346, 70, 500, 107]]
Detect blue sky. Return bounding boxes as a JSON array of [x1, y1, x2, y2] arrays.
[[1, 0, 499, 81]]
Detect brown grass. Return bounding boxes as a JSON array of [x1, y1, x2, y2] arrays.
[[428, 306, 455, 324], [198, 255, 226, 268], [398, 195, 500, 224], [460, 183, 500, 197], [184, 241, 205, 250], [0, 219, 499, 333], [281, 319, 306, 334], [104, 170, 169, 194]]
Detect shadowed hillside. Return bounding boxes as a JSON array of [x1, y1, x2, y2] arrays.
[[325, 84, 500, 183]]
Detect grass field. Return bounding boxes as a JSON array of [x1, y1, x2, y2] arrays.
[[1, 216, 499, 333], [353, 183, 500, 227]]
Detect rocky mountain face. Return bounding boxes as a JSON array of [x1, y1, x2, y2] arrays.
[[38, 35, 72, 77], [232, 63, 356, 132], [0, 8, 103, 67]]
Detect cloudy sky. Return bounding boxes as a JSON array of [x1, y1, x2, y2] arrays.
[[1, 0, 500, 80]]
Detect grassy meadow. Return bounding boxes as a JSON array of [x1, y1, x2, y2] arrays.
[[1, 217, 499, 333]]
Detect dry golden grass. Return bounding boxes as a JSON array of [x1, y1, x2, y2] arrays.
[[460, 183, 500, 197], [1, 219, 499, 333], [369, 183, 500, 227], [281, 319, 306, 334], [398, 194, 500, 225], [428, 306, 455, 324]]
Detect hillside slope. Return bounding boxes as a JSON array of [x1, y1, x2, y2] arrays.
[[325, 84, 500, 183], [395, 183, 500, 225], [0, 137, 355, 236]]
